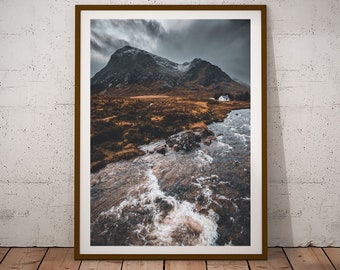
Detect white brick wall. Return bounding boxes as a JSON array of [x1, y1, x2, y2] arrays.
[[0, 0, 339, 246]]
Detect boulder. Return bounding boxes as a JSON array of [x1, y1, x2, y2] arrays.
[[166, 127, 216, 151], [192, 127, 214, 138], [166, 130, 197, 152], [203, 135, 216, 146], [154, 144, 167, 155]]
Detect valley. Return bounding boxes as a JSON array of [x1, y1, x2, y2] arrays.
[[90, 45, 251, 246]]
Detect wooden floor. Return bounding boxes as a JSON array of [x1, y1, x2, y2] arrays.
[[0, 247, 339, 270]]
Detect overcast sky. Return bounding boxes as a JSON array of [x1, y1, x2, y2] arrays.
[[91, 19, 250, 85]]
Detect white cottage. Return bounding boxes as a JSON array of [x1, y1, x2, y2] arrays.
[[218, 95, 230, 101]]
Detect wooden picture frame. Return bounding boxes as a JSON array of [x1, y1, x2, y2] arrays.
[[75, 5, 267, 260]]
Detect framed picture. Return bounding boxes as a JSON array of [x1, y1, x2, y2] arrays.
[[75, 5, 267, 259]]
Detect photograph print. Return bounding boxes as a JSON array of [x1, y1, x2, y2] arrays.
[[76, 5, 266, 259]]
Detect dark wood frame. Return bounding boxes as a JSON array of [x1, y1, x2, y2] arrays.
[[75, 4, 267, 260]]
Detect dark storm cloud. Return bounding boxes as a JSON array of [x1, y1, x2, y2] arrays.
[[91, 19, 250, 85], [154, 20, 250, 85], [108, 20, 164, 38], [91, 19, 165, 76], [91, 30, 129, 55]]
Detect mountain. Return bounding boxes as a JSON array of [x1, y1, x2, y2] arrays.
[[91, 46, 249, 99]]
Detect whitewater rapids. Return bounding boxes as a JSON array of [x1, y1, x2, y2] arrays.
[[91, 109, 250, 246]]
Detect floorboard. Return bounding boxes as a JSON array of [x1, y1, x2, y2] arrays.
[[0, 247, 46, 270], [38, 248, 80, 270], [0, 247, 339, 269], [207, 259, 248, 269], [80, 260, 122, 270], [323, 248, 340, 270], [248, 248, 292, 269], [165, 260, 206, 270], [122, 260, 164, 270], [284, 247, 335, 270]]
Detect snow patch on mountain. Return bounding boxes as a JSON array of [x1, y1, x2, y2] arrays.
[[177, 62, 191, 72]]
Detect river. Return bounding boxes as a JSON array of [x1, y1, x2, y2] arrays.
[[90, 108, 250, 246]]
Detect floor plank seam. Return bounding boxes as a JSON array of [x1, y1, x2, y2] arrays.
[[36, 247, 49, 270], [77, 259, 83, 270], [0, 247, 11, 264], [282, 247, 295, 270], [321, 248, 337, 270], [246, 259, 251, 270]]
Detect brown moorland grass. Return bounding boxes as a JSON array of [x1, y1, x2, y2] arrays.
[[91, 94, 249, 173]]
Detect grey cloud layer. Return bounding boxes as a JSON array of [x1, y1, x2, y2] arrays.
[[91, 19, 250, 85]]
